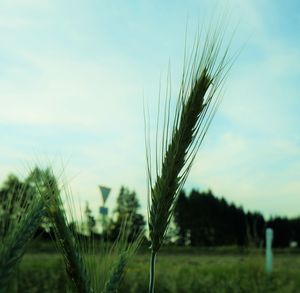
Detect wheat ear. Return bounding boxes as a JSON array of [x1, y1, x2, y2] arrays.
[[146, 25, 233, 293], [103, 221, 143, 293], [37, 174, 93, 293], [0, 186, 46, 292]]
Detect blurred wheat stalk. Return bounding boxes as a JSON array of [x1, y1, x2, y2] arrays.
[[0, 180, 46, 292], [145, 22, 234, 293], [0, 167, 142, 293], [36, 168, 143, 293]]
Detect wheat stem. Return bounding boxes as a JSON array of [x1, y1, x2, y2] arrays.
[[149, 251, 156, 293]]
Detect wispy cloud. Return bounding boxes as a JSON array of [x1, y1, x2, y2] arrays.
[[0, 0, 299, 218]]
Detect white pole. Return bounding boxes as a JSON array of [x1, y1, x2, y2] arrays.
[[265, 228, 273, 274]]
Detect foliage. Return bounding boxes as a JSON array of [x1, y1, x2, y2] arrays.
[[84, 201, 96, 235], [0, 167, 59, 235], [173, 191, 190, 246], [173, 189, 300, 249], [268, 217, 293, 248], [107, 186, 145, 242], [246, 212, 265, 248], [174, 189, 249, 247]]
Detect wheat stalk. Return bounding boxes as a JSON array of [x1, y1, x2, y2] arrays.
[[36, 173, 93, 293], [36, 168, 143, 293], [146, 24, 234, 292], [103, 220, 144, 293]]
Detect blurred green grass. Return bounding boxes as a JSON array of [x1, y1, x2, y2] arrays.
[[13, 246, 300, 293]]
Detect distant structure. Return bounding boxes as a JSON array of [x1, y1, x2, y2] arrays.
[[265, 228, 273, 274], [98, 185, 111, 236], [99, 185, 111, 216]]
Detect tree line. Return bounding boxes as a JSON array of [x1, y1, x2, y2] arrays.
[[174, 190, 300, 248], [1, 168, 300, 248]]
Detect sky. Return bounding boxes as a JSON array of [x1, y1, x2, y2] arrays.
[[0, 0, 299, 219]]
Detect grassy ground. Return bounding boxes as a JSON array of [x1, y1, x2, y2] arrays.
[[10, 247, 300, 292]]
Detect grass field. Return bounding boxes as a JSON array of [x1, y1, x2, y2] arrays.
[[10, 246, 300, 293]]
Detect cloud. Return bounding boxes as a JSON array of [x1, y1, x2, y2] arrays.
[[0, 0, 51, 9], [187, 130, 300, 217], [0, 0, 299, 219], [183, 4, 300, 217], [0, 48, 146, 128], [0, 48, 149, 215]]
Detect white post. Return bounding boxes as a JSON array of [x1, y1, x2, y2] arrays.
[[265, 228, 273, 274]]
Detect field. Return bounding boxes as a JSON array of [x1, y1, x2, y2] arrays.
[[10, 245, 300, 293]]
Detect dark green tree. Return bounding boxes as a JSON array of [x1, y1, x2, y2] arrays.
[[246, 212, 265, 247], [84, 201, 96, 235], [0, 174, 26, 209], [173, 189, 250, 247], [0, 167, 60, 238], [267, 217, 292, 248], [108, 186, 145, 242], [0, 174, 29, 236], [26, 167, 60, 235], [174, 191, 189, 245]]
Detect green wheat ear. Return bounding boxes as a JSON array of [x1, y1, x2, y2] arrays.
[[103, 219, 144, 293], [35, 170, 93, 293], [145, 24, 235, 292], [0, 176, 46, 292]]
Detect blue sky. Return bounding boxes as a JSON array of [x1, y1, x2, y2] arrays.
[[0, 0, 299, 219]]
